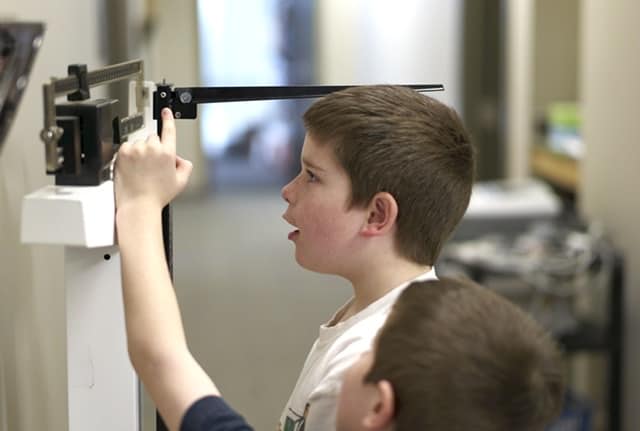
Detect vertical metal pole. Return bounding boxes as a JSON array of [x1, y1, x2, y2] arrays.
[[609, 254, 624, 431]]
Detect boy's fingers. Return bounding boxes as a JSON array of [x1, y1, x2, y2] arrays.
[[147, 133, 161, 146], [175, 155, 193, 189], [161, 108, 176, 152]]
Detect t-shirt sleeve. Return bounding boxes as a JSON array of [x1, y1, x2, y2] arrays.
[[180, 396, 254, 431]]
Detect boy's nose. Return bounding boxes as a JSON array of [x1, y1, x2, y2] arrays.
[[281, 180, 293, 203]]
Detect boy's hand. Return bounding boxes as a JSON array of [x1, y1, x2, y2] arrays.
[[115, 108, 193, 213]]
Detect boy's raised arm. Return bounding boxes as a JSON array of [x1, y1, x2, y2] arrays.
[[115, 108, 220, 431]]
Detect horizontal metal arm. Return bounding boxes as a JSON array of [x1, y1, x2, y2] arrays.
[[155, 83, 445, 122], [176, 84, 444, 104]]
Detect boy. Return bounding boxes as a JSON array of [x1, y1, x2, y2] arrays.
[[277, 85, 474, 429], [337, 277, 565, 431], [115, 85, 474, 430]]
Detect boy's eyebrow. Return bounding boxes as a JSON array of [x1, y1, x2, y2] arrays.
[[301, 157, 325, 172]]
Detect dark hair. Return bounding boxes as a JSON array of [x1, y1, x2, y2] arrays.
[[366, 277, 565, 431], [303, 85, 475, 265]]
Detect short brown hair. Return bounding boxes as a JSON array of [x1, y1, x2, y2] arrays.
[[366, 278, 565, 431], [303, 85, 474, 265]]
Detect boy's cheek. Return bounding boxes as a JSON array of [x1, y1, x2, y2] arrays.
[[335, 391, 355, 431]]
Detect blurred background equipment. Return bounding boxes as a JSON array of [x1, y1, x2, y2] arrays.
[[452, 178, 562, 241], [441, 182, 624, 431]]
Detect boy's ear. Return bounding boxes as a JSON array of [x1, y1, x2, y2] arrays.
[[363, 380, 395, 430], [361, 192, 398, 237]]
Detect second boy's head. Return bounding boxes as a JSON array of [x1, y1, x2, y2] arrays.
[[282, 86, 474, 275], [335, 278, 565, 431]]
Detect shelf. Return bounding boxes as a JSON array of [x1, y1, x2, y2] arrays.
[[531, 146, 580, 192]]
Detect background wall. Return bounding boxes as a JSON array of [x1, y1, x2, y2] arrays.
[[0, 2, 105, 430], [316, 0, 463, 110], [504, 0, 534, 180], [533, 0, 580, 119], [580, 1, 640, 429]]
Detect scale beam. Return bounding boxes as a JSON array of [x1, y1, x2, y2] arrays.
[[153, 83, 444, 120], [40, 59, 145, 174]]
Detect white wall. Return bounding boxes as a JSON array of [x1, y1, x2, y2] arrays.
[[0, 2, 106, 430], [580, 1, 640, 429], [315, 0, 463, 111]]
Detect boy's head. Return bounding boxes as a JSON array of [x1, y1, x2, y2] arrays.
[[336, 277, 565, 431], [297, 85, 474, 266]]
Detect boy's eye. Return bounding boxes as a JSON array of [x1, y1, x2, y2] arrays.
[[306, 169, 317, 182]]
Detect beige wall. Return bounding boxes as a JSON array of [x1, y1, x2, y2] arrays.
[[580, 1, 640, 429], [506, 0, 581, 174], [0, 3, 105, 430], [504, 0, 535, 179], [533, 0, 580, 112]]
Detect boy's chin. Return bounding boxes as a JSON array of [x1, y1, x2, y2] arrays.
[[295, 256, 323, 273], [295, 252, 336, 275]]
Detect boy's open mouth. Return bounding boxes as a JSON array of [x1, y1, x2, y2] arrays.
[[282, 213, 299, 240], [288, 229, 300, 240]]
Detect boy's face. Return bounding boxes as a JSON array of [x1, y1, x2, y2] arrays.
[[336, 351, 376, 431], [281, 133, 368, 275]]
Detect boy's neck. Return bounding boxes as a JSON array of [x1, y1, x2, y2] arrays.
[[339, 260, 432, 322]]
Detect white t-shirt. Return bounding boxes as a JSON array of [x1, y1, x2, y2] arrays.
[[278, 269, 437, 431]]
